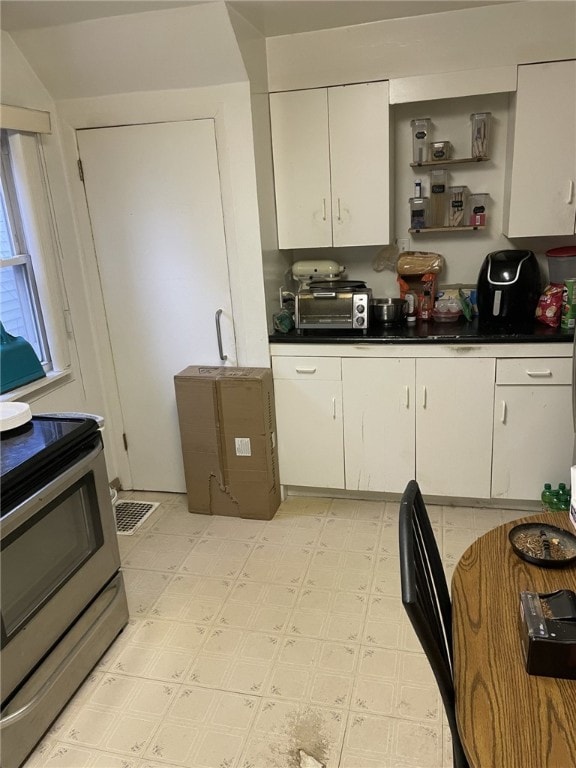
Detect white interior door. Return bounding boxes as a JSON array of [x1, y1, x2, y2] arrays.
[[77, 119, 236, 492]]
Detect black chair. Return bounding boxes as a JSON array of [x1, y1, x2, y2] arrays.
[[399, 479, 469, 768]]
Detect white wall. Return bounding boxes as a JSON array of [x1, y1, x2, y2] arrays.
[[227, 6, 292, 329], [267, 1, 576, 92], [0, 30, 124, 474]]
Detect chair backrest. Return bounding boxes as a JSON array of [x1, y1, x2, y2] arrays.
[[399, 479, 469, 768]]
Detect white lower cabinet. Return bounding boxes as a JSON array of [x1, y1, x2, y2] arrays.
[[416, 357, 495, 499], [271, 356, 344, 488], [492, 358, 573, 500], [342, 357, 495, 498], [271, 346, 572, 502], [343, 358, 415, 493]]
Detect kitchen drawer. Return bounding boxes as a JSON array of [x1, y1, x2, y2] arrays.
[[495, 357, 572, 385], [272, 356, 341, 381]]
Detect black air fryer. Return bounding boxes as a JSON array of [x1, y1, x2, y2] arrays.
[[477, 250, 541, 330]]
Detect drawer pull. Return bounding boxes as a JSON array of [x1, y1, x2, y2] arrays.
[[501, 400, 507, 424], [404, 385, 410, 409], [295, 367, 317, 374], [526, 370, 552, 378], [422, 385, 427, 409]]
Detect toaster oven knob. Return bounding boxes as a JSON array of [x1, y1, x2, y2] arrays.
[[356, 304, 365, 313], [356, 316, 365, 326]]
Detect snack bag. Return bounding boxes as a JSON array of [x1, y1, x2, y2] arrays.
[[535, 284, 564, 327]]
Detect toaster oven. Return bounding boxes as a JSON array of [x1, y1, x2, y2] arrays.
[[295, 283, 372, 331]]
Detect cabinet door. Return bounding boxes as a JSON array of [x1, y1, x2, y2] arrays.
[[269, 89, 332, 249], [343, 358, 415, 493], [272, 356, 344, 488], [506, 60, 576, 237], [416, 358, 495, 498], [329, 82, 390, 246], [492, 385, 573, 500], [492, 358, 573, 499]]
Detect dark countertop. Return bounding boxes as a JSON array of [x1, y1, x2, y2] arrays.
[[269, 318, 575, 345]]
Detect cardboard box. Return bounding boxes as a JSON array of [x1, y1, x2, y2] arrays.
[[174, 366, 280, 520]]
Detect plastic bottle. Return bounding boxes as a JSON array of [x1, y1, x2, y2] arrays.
[[558, 484, 570, 511], [406, 292, 417, 324], [549, 490, 562, 511], [541, 483, 553, 512], [420, 290, 433, 320]]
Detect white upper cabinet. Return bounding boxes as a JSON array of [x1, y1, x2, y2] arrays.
[[270, 81, 390, 249], [505, 60, 576, 237]]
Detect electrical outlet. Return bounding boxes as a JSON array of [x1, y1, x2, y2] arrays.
[[397, 238, 410, 253]]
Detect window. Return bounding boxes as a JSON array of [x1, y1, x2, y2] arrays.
[[1, 130, 50, 366]]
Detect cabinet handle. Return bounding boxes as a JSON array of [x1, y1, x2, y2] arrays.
[[215, 309, 227, 361], [295, 367, 317, 374], [322, 198, 327, 221], [501, 400, 507, 424], [337, 197, 342, 222], [526, 370, 552, 378], [422, 385, 427, 409], [332, 396, 336, 420], [404, 385, 410, 409], [568, 180, 574, 205]]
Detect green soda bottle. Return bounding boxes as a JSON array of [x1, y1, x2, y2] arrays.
[[559, 484, 570, 512], [549, 489, 562, 511], [541, 483, 553, 512]]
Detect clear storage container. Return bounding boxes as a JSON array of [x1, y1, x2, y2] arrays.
[[447, 185, 469, 227], [429, 141, 452, 161], [428, 169, 448, 227], [469, 193, 489, 226], [470, 112, 491, 158], [546, 246, 576, 284], [410, 118, 431, 164], [409, 197, 428, 230]]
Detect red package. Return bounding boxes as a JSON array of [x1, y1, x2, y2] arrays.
[[535, 284, 564, 327]]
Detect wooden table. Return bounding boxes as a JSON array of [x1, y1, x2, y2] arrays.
[[452, 512, 576, 768]]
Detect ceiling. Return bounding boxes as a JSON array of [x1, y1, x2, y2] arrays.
[[0, 0, 510, 35]]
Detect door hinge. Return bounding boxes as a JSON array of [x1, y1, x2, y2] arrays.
[[122, 433, 128, 451], [63, 308, 73, 335], [77, 159, 84, 181]]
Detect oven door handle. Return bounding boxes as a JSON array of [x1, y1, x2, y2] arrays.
[[0, 443, 103, 537], [0, 578, 122, 729]]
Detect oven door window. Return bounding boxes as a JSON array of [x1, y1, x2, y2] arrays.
[[1, 473, 104, 644]]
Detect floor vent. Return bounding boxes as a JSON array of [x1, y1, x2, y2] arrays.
[[114, 500, 159, 535]]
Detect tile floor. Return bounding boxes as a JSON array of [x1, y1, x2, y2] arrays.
[[23, 493, 532, 768]]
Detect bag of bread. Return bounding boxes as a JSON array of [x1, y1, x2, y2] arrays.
[[396, 251, 444, 276]]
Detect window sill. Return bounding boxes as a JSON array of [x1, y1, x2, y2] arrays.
[[0, 369, 73, 403]]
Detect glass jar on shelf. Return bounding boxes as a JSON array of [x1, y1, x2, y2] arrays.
[[410, 118, 431, 164], [428, 141, 452, 162], [409, 196, 428, 229], [470, 112, 491, 158], [469, 193, 489, 226], [447, 185, 469, 227], [428, 169, 448, 227]]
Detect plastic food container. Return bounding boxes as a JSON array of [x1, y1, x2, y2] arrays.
[[429, 141, 451, 161], [546, 247, 576, 285], [428, 169, 448, 227], [410, 118, 431, 164], [447, 186, 469, 227], [469, 193, 489, 226], [432, 307, 462, 323], [409, 197, 428, 230], [470, 112, 491, 158]]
